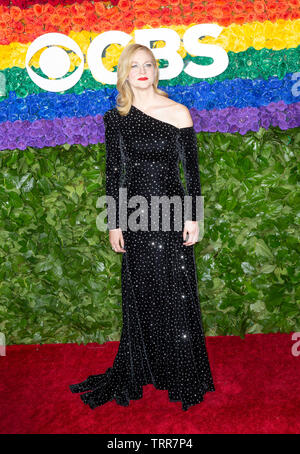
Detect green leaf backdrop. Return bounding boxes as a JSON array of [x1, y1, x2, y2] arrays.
[[1, 126, 300, 345]]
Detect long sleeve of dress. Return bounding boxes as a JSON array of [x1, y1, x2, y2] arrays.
[[178, 127, 202, 222], [103, 109, 124, 230]]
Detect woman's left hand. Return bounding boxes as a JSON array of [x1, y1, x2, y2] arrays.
[[183, 220, 199, 246]]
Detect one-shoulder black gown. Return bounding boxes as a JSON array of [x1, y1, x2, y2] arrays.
[[69, 104, 215, 411]]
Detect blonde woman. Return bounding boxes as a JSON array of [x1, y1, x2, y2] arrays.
[[69, 44, 215, 411]]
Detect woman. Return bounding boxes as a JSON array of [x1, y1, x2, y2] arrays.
[[69, 43, 215, 411]]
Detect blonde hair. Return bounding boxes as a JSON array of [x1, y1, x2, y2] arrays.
[[115, 44, 168, 116]]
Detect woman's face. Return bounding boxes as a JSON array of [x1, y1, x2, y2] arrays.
[[126, 50, 156, 88]]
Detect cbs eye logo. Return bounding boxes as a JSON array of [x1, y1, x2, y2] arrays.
[[25, 26, 229, 92], [25, 33, 85, 92]]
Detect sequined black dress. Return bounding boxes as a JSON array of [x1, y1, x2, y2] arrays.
[[69, 104, 215, 411]]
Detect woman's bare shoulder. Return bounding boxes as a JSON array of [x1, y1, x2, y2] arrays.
[[171, 102, 193, 128], [155, 99, 193, 128]]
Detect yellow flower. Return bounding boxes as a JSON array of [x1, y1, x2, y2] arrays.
[[0, 18, 299, 72]]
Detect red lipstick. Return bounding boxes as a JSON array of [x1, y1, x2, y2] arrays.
[[138, 77, 148, 80]]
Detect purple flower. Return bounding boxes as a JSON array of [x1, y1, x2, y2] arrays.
[[1, 100, 300, 151]]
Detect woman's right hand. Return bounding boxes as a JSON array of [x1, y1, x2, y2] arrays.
[[109, 228, 126, 253]]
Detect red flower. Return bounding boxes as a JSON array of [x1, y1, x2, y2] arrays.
[[33, 4, 43, 17]]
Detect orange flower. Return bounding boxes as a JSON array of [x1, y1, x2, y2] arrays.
[[135, 19, 147, 28], [10, 6, 22, 21], [132, 0, 145, 9], [182, 16, 192, 26], [71, 3, 85, 16], [85, 19, 93, 30], [1, 13, 11, 24], [161, 16, 173, 26], [10, 32, 19, 42], [26, 24, 37, 34], [122, 21, 134, 32], [171, 6, 181, 17], [117, 0, 132, 10], [70, 4, 79, 16], [193, 4, 205, 14], [123, 11, 135, 21], [147, 0, 161, 8], [112, 23, 123, 31], [33, 4, 43, 17], [180, 0, 191, 7], [276, 1, 290, 12], [149, 19, 161, 27], [73, 16, 85, 26], [214, 0, 228, 5], [154, 9, 163, 18], [93, 22, 106, 33], [14, 21, 25, 33], [43, 24, 57, 33], [73, 24, 83, 33], [35, 24, 45, 34], [86, 12, 96, 23], [82, 0, 95, 14], [205, 14, 214, 22], [182, 6, 192, 16], [257, 12, 267, 21], [221, 5, 231, 16], [44, 4, 55, 15], [253, 1, 266, 14], [169, 0, 180, 5], [61, 17, 71, 28], [109, 11, 123, 25], [50, 14, 64, 26], [161, 7, 171, 17], [244, 3, 254, 13], [267, 1, 278, 8], [290, 9, 299, 19], [106, 7, 120, 21], [135, 10, 152, 22], [232, 2, 244, 14], [55, 8, 69, 19], [247, 13, 256, 22], [192, 12, 205, 23], [233, 14, 248, 25], [95, 2, 106, 16], [172, 16, 182, 26], [206, 6, 224, 19], [26, 8, 36, 22]]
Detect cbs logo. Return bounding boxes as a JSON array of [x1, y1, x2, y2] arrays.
[[25, 25, 229, 92]]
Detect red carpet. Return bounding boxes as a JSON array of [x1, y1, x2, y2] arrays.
[[1, 332, 299, 434]]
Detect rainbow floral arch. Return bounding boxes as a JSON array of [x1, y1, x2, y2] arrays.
[[0, 0, 299, 150]]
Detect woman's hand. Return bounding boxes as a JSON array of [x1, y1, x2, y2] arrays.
[[109, 228, 126, 253], [183, 220, 199, 246]]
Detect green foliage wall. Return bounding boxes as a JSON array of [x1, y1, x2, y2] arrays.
[[0, 126, 300, 345]]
